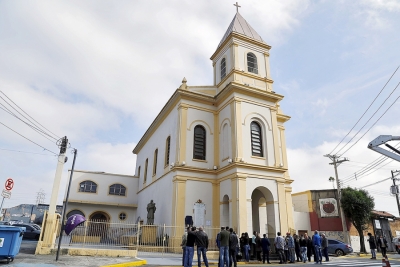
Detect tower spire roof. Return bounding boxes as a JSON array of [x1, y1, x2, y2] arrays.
[[217, 12, 264, 48]]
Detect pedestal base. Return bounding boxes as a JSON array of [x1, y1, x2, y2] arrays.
[[141, 225, 157, 245]]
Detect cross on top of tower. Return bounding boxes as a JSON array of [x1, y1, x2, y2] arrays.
[[233, 2, 241, 13]]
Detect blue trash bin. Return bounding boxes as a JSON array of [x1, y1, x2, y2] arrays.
[[0, 225, 26, 264]]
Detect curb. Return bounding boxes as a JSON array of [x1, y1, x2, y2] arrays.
[[101, 259, 147, 267]]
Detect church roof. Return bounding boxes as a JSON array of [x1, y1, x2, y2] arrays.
[[218, 12, 264, 48]]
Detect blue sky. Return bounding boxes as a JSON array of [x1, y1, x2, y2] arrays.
[[0, 0, 399, 216]]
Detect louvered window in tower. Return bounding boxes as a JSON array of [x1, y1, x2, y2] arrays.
[[247, 53, 258, 74], [165, 136, 170, 166], [251, 122, 263, 157], [221, 58, 226, 79], [193, 125, 206, 160]]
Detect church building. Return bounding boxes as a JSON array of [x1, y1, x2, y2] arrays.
[[132, 9, 294, 237]]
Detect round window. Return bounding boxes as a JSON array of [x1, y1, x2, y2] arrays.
[[119, 212, 127, 221]]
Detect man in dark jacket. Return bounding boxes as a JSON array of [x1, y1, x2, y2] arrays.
[[185, 227, 197, 267], [261, 234, 271, 264], [218, 226, 230, 267], [321, 233, 329, 262], [196, 227, 209, 267], [377, 235, 388, 258], [229, 228, 238, 267], [367, 232, 377, 259]]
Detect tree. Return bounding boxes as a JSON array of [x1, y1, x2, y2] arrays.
[[341, 187, 375, 253]]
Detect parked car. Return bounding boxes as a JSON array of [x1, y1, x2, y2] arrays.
[[11, 223, 41, 240], [328, 239, 353, 256], [392, 237, 400, 253]]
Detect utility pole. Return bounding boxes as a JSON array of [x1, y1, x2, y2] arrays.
[[324, 154, 350, 244], [391, 170, 400, 216], [56, 148, 77, 261], [39, 136, 68, 250]]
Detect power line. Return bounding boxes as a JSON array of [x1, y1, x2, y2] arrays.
[[0, 90, 61, 140], [342, 159, 396, 186], [0, 121, 57, 155], [0, 148, 55, 156], [339, 91, 400, 157], [0, 104, 56, 143], [335, 81, 400, 156], [341, 149, 398, 184], [329, 65, 400, 155], [359, 177, 393, 189]]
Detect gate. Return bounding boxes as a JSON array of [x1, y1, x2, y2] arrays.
[[136, 223, 220, 258]]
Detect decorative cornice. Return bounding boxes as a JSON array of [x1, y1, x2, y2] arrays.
[[211, 32, 271, 61]]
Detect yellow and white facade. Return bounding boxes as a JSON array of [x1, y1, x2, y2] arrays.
[[132, 12, 294, 237]]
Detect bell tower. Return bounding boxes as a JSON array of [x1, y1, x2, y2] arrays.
[[210, 10, 274, 93]]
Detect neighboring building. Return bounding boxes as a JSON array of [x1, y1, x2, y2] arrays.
[[1, 204, 63, 224], [65, 170, 138, 222], [292, 189, 398, 252], [132, 10, 294, 236]]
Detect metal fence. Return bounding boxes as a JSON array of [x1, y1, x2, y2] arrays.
[[58, 220, 220, 257]]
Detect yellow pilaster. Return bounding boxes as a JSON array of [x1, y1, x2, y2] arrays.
[[231, 100, 243, 162], [285, 186, 295, 231], [176, 105, 188, 164], [264, 52, 272, 91], [172, 177, 187, 227], [230, 102, 237, 160], [214, 113, 219, 167], [271, 110, 281, 167], [277, 182, 288, 233], [212, 182, 220, 227], [279, 126, 289, 169], [236, 175, 247, 233], [233, 43, 239, 71]]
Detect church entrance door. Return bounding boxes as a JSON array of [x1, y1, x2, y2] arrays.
[[251, 187, 276, 237]]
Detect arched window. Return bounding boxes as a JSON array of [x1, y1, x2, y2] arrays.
[[137, 166, 141, 178], [247, 53, 258, 74], [79, 181, 97, 193], [144, 158, 148, 183], [153, 149, 158, 175], [165, 136, 171, 166], [221, 58, 226, 80], [66, 210, 85, 219], [109, 184, 126, 196], [193, 125, 206, 160], [250, 121, 263, 157]]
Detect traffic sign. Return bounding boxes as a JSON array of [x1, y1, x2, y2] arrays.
[[5, 178, 13, 191], [1, 189, 11, 199]]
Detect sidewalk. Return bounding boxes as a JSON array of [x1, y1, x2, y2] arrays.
[[0, 252, 144, 267]]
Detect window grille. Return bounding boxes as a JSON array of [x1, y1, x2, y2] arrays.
[[251, 122, 263, 157], [247, 53, 258, 74], [109, 184, 126, 196], [79, 181, 97, 193], [193, 125, 206, 160]]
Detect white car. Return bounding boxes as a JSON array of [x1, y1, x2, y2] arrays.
[[392, 237, 400, 254]]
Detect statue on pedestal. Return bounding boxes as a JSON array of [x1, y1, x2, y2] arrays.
[[146, 200, 156, 225]]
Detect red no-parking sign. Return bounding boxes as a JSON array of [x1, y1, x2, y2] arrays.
[[5, 178, 14, 191]]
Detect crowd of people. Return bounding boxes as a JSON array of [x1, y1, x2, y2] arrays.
[[274, 230, 329, 264], [180, 226, 390, 266]]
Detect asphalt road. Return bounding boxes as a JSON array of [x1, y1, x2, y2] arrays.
[[7, 241, 400, 267]]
